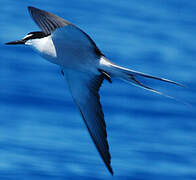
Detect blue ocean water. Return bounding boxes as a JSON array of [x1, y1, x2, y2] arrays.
[[1, 0, 196, 179]]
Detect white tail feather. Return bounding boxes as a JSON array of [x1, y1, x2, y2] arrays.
[[99, 56, 185, 102]]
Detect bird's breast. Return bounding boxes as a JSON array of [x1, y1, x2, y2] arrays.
[[29, 35, 58, 64]]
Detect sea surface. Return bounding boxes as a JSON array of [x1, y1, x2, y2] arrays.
[[0, 0, 196, 179]]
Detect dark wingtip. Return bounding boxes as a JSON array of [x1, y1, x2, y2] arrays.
[[28, 6, 42, 15], [28, 6, 35, 17], [28, 6, 33, 13], [109, 166, 114, 176], [27, 5, 71, 35], [28, 6, 35, 11]]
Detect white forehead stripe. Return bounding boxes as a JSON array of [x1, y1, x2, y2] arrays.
[[23, 34, 33, 39]]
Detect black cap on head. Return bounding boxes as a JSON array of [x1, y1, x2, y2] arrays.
[[5, 31, 49, 45], [26, 31, 48, 40]]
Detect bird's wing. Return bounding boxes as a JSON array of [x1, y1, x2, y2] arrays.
[[62, 69, 113, 175], [28, 6, 71, 35]]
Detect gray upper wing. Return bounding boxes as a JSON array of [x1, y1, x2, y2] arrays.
[[28, 6, 71, 35], [63, 69, 113, 175]]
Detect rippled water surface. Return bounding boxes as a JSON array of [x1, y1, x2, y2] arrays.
[[1, 1, 196, 179]]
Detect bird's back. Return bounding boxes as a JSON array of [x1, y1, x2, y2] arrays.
[[51, 26, 101, 71]]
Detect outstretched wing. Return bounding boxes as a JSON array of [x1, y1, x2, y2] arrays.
[[62, 69, 113, 175], [28, 6, 71, 35]]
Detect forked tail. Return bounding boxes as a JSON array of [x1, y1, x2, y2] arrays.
[[99, 56, 184, 100]]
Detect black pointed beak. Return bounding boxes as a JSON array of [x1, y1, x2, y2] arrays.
[[5, 39, 25, 45]]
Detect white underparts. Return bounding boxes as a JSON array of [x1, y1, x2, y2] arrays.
[[25, 35, 57, 59]]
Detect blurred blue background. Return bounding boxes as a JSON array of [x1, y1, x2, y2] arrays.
[[0, 0, 196, 179]]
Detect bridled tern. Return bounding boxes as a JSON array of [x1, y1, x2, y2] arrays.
[[6, 6, 183, 175]]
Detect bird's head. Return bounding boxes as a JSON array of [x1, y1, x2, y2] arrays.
[[5, 31, 48, 45]]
